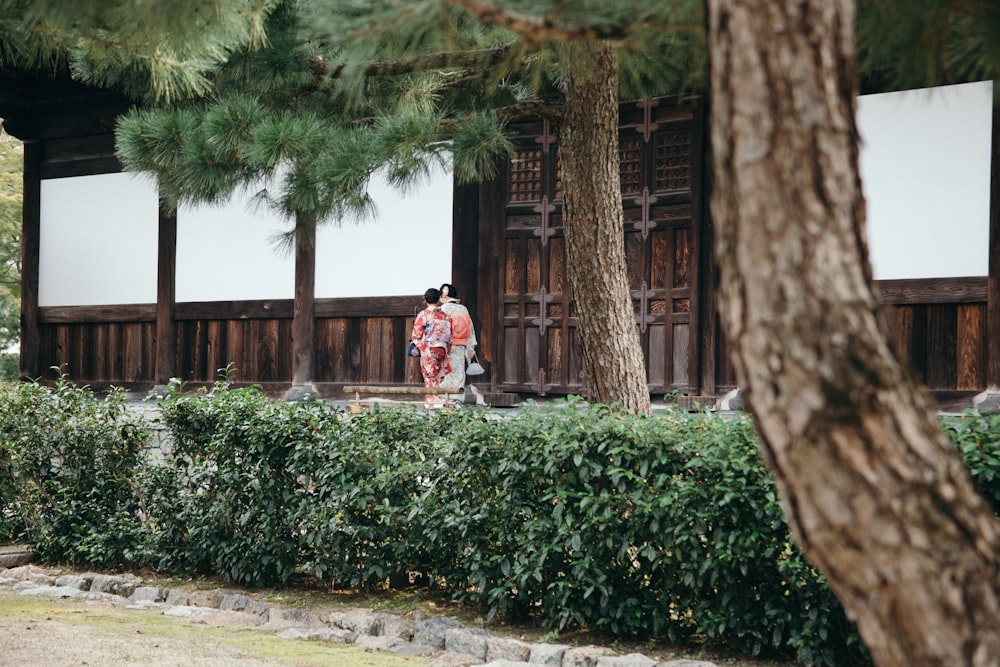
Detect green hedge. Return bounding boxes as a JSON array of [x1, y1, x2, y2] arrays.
[[0, 378, 150, 568], [6, 380, 1000, 665]]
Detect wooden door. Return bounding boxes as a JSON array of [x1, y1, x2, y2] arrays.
[[497, 98, 703, 396], [621, 99, 703, 393]]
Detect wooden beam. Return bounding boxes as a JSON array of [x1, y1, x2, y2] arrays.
[[989, 102, 1000, 388], [878, 277, 988, 305], [19, 142, 41, 379], [175, 300, 294, 320], [343, 385, 460, 395], [314, 295, 422, 318], [39, 304, 156, 323]]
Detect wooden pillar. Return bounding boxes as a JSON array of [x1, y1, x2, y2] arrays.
[[451, 182, 480, 320], [988, 102, 1000, 389], [153, 203, 177, 390], [694, 93, 721, 399], [19, 141, 41, 380], [285, 212, 316, 399], [477, 170, 504, 387]]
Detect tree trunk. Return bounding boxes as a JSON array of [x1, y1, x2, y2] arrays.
[[706, 1, 1000, 665], [559, 42, 650, 414], [289, 211, 316, 392]]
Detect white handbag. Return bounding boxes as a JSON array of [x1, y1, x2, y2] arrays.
[[466, 353, 485, 376]]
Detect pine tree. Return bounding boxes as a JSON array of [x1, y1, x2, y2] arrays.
[[3, 0, 706, 412], [0, 0, 279, 102]]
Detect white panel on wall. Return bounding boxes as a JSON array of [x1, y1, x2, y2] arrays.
[[315, 163, 453, 298], [859, 80, 993, 280], [39, 172, 158, 307], [176, 163, 453, 302], [176, 181, 295, 302]]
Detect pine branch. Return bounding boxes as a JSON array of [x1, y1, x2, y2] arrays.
[[447, 0, 630, 42], [443, 0, 697, 44], [349, 100, 563, 129], [306, 42, 518, 83]]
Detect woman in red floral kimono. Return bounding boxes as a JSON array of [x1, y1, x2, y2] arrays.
[[411, 287, 452, 407]]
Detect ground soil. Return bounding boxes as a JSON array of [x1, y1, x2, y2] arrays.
[[0, 569, 791, 667]]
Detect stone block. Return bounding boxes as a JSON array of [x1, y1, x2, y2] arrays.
[[323, 609, 379, 634], [277, 627, 355, 642], [129, 586, 165, 603], [53, 575, 89, 590], [528, 643, 570, 666], [373, 611, 415, 639], [0, 546, 34, 568], [187, 589, 228, 608], [164, 588, 191, 606], [2, 565, 58, 585], [413, 617, 462, 649], [486, 636, 531, 663], [164, 605, 219, 620], [563, 646, 609, 667], [445, 627, 490, 660], [391, 643, 439, 657], [90, 573, 140, 597], [264, 605, 324, 630]]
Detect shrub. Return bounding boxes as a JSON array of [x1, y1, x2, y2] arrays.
[[17, 384, 1000, 667], [942, 411, 1000, 513], [410, 400, 863, 665], [0, 377, 150, 568], [290, 406, 447, 589], [152, 380, 343, 588]]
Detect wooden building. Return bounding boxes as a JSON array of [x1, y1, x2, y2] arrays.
[[1, 69, 998, 408]]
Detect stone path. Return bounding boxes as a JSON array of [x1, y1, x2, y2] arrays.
[[0, 563, 719, 667]]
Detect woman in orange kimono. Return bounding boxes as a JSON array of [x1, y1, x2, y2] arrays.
[[438, 283, 477, 402]]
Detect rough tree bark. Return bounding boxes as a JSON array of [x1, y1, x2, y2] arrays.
[[559, 41, 651, 414], [706, 1, 1000, 665], [288, 211, 316, 397]]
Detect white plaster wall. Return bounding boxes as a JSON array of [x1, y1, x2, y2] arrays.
[[859, 80, 993, 280], [38, 172, 159, 306], [315, 162, 454, 298], [174, 163, 453, 301], [175, 181, 295, 302]]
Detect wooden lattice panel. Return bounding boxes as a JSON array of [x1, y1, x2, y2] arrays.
[[654, 131, 691, 191], [509, 148, 543, 202], [620, 136, 644, 195]]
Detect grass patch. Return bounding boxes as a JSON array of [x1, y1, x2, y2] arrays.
[[0, 589, 421, 667]]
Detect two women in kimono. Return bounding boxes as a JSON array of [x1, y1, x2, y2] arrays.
[[410, 283, 478, 407]]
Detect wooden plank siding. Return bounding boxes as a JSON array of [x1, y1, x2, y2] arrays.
[[877, 277, 988, 392], [34, 296, 426, 394]]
